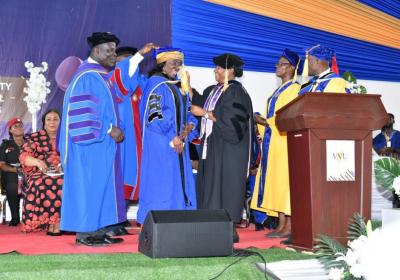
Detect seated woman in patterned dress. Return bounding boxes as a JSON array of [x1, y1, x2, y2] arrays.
[[19, 109, 63, 236]]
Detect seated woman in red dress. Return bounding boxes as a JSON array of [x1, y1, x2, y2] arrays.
[[19, 109, 63, 235]]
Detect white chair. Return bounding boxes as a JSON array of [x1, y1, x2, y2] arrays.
[[0, 194, 23, 224], [0, 194, 7, 224]]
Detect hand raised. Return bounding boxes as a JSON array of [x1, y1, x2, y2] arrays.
[[139, 43, 159, 56]]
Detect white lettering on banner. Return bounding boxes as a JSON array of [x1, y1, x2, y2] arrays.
[[0, 94, 3, 113], [0, 82, 12, 91], [326, 140, 355, 181]]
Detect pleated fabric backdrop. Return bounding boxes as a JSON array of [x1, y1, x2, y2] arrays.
[[172, 0, 400, 82]]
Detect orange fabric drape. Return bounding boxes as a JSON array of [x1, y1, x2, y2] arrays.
[[207, 0, 400, 49]]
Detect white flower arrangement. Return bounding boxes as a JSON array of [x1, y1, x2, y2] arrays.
[[346, 82, 367, 94], [315, 214, 370, 280], [317, 214, 398, 280], [23, 61, 51, 131], [392, 176, 400, 196], [328, 267, 345, 280], [330, 232, 370, 279]]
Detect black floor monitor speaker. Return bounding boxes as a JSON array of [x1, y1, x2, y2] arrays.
[[138, 209, 233, 258]]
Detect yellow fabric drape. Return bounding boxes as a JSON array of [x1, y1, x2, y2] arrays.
[[207, 0, 400, 49]]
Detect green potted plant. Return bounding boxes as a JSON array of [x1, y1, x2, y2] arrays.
[[374, 157, 400, 208], [342, 71, 367, 94]]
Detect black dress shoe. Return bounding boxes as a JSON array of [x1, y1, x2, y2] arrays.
[[47, 231, 62, 236], [76, 236, 110, 247], [233, 229, 240, 243], [8, 221, 20, 226], [280, 235, 293, 245], [255, 223, 265, 231], [106, 227, 131, 237], [104, 236, 124, 244]]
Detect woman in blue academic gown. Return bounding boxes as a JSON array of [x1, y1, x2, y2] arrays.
[[137, 47, 197, 224]]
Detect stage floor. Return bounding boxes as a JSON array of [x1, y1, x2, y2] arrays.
[[0, 223, 285, 255]]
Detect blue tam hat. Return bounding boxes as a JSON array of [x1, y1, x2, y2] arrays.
[[281, 48, 300, 67], [152, 47, 183, 63], [307, 44, 335, 62]]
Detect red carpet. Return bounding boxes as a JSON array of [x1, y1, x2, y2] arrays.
[[0, 224, 285, 255]]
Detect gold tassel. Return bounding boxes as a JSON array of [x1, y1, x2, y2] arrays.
[[179, 64, 189, 94], [302, 44, 320, 78], [222, 55, 229, 92], [302, 52, 309, 78], [293, 59, 300, 83]]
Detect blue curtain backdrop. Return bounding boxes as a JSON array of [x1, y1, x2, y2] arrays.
[[172, 0, 400, 82], [358, 0, 400, 19]]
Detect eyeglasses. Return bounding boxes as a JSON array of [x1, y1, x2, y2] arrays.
[[275, 62, 291, 68], [12, 123, 24, 128]]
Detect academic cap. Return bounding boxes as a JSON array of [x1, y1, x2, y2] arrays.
[[281, 48, 300, 82], [213, 53, 244, 69], [213, 53, 244, 92], [307, 44, 335, 61], [302, 44, 339, 76], [152, 47, 183, 62], [281, 48, 300, 67], [116, 46, 138, 56], [153, 47, 189, 92], [87, 32, 120, 48]]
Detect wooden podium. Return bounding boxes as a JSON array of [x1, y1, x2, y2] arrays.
[[275, 93, 387, 250]]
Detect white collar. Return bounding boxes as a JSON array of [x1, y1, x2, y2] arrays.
[[87, 57, 99, 64], [317, 68, 331, 78]]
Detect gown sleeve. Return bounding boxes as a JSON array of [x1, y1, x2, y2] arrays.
[[66, 73, 114, 145], [111, 53, 143, 102], [144, 84, 177, 142], [186, 97, 199, 141], [213, 85, 251, 144]]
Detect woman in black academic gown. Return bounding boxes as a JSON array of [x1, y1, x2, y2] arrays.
[[191, 53, 253, 243]]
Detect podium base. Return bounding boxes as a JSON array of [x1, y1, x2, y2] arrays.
[[288, 244, 315, 252]]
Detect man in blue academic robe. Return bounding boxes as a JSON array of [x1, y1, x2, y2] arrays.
[[113, 46, 147, 204], [299, 44, 350, 95], [59, 32, 156, 246]]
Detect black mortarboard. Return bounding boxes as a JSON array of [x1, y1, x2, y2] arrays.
[[87, 32, 120, 48], [116, 46, 138, 56], [213, 53, 244, 69]]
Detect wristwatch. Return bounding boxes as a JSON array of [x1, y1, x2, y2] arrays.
[[204, 112, 209, 119]]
